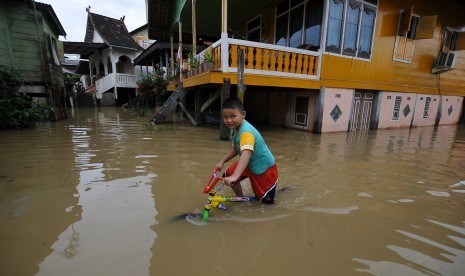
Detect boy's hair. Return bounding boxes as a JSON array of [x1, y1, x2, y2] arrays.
[[222, 97, 243, 112]]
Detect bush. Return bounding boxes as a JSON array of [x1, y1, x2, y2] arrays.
[[136, 68, 167, 97], [0, 65, 57, 128]]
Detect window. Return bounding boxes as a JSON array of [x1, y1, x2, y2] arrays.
[[394, 6, 438, 63], [304, 0, 323, 48], [325, 0, 377, 59], [48, 35, 60, 65], [275, 0, 324, 51], [392, 96, 401, 120], [247, 16, 261, 42], [443, 28, 465, 52]]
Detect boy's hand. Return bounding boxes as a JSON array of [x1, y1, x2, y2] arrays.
[[215, 162, 223, 171], [222, 175, 239, 186]]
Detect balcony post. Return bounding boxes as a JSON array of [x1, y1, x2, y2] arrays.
[[221, 0, 227, 33], [221, 32, 229, 72], [221, 0, 228, 72], [220, 78, 230, 140]]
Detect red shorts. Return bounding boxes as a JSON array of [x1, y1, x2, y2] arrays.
[[224, 162, 278, 203]]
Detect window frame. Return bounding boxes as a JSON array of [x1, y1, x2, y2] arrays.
[[393, 10, 420, 63], [323, 0, 378, 61], [274, 0, 324, 50], [443, 27, 459, 52]]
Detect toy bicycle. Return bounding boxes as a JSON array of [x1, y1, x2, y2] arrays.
[[202, 166, 255, 222]]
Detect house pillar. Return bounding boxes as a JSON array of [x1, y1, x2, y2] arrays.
[[170, 35, 174, 77], [220, 0, 229, 73], [110, 46, 118, 100], [88, 60, 93, 84], [165, 49, 169, 72], [220, 78, 230, 140], [179, 21, 183, 82], [222, 0, 228, 33], [192, 0, 197, 54], [195, 89, 201, 125]]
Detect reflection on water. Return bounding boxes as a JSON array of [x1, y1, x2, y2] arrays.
[[0, 107, 464, 276]]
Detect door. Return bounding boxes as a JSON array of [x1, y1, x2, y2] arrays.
[[349, 92, 374, 131]]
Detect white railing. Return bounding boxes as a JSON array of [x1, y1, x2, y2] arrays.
[[116, 73, 136, 88], [95, 73, 137, 98]]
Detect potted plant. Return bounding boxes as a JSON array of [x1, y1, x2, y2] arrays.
[[202, 46, 214, 72], [187, 51, 198, 77]]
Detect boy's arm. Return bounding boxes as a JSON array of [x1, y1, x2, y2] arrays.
[[216, 147, 238, 170], [223, 149, 251, 186]]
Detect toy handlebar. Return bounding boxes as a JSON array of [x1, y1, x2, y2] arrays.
[[203, 166, 224, 194]]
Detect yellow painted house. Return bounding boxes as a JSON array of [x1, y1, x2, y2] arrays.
[[146, 0, 465, 134]]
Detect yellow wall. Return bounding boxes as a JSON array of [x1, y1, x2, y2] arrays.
[[320, 0, 465, 96]]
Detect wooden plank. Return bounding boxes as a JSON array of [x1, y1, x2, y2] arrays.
[[10, 51, 40, 59], [416, 15, 437, 39], [177, 101, 198, 126], [200, 89, 221, 113], [9, 25, 39, 35], [237, 48, 245, 103]]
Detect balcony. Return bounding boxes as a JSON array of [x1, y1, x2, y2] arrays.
[[95, 73, 137, 99], [182, 36, 321, 87]]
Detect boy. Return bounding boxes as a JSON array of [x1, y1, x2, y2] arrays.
[[216, 97, 278, 204]]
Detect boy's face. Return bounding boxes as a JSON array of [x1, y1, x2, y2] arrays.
[[222, 108, 246, 130]]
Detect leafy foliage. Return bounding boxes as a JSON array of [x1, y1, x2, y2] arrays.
[[0, 65, 57, 129], [136, 68, 168, 97]]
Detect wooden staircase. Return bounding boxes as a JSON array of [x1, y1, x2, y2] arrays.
[[76, 92, 95, 107], [152, 84, 197, 125]]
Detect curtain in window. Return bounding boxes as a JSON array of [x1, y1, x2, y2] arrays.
[[342, 1, 361, 56], [276, 14, 288, 46], [358, 5, 375, 59], [326, 0, 345, 53], [289, 5, 304, 48], [304, 0, 323, 49]]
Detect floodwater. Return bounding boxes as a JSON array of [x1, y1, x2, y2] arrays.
[[1, 107, 465, 276]]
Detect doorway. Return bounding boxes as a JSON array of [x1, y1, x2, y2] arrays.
[[349, 91, 374, 131]]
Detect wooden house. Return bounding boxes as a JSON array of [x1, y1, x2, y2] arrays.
[[0, 0, 67, 120], [147, 0, 465, 134], [64, 9, 144, 106]]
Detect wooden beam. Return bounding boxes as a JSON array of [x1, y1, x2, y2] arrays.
[[237, 48, 245, 103], [200, 89, 221, 113], [178, 100, 198, 126]]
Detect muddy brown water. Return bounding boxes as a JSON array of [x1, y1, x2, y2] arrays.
[[1, 107, 465, 276]]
